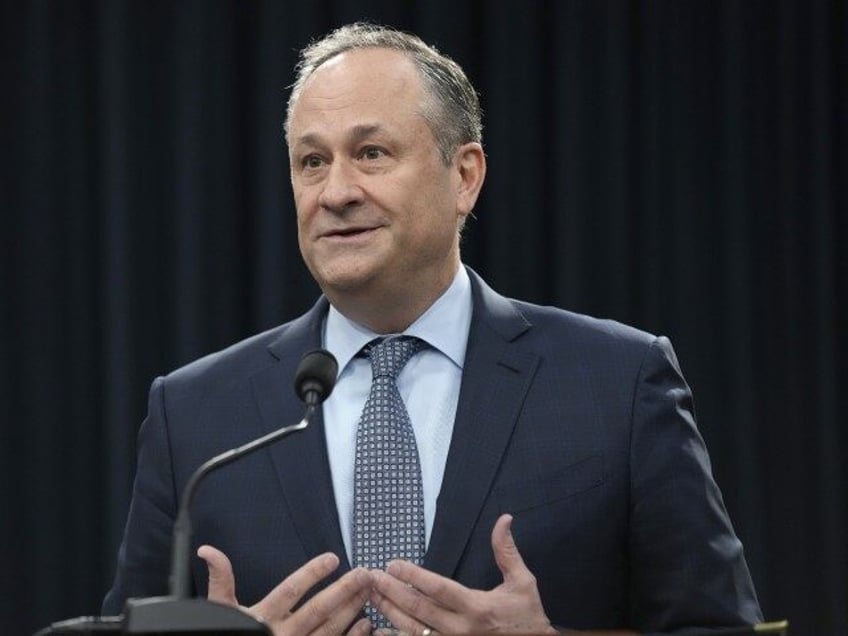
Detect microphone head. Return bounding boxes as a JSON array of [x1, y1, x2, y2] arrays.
[[294, 349, 338, 406]]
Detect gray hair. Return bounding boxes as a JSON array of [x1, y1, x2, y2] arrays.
[[285, 23, 482, 164]]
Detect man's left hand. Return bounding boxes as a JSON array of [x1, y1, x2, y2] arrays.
[[370, 513, 557, 635]]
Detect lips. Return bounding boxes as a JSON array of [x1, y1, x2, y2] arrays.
[[320, 225, 381, 239]]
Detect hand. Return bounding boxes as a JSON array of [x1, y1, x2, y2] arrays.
[[197, 545, 372, 636], [369, 513, 557, 635]]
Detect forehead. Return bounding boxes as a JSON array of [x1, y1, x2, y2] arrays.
[[288, 48, 428, 140]]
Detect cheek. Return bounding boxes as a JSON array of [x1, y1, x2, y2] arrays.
[[294, 208, 306, 236], [294, 207, 314, 256], [293, 191, 316, 229], [405, 203, 457, 251]]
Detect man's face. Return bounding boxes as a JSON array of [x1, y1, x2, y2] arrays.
[[287, 48, 469, 325]]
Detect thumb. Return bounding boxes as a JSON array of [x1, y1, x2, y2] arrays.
[[197, 544, 239, 606], [491, 513, 530, 585]]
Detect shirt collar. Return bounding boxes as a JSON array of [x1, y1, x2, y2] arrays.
[[324, 266, 472, 376]]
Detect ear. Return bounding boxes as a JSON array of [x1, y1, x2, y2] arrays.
[[454, 142, 487, 220]]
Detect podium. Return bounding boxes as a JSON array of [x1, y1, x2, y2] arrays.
[[36, 607, 788, 635], [35, 598, 271, 635]]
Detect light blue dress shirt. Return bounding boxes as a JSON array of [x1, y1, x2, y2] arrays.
[[322, 267, 472, 564]]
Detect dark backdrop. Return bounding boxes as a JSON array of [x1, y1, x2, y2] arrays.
[[2, 1, 845, 634]]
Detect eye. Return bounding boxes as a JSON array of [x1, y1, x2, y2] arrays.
[[302, 154, 325, 169], [360, 146, 386, 160]]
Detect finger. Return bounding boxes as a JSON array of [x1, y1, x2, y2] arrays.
[[371, 568, 457, 633], [286, 567, 372, 636], [253, 552, 340, 620], [197, 545, 238, 606], [490, 513, 530, 584], [346, 616, 373, 636], [370, 583, 429, 636], [382, 560, 469, 612]]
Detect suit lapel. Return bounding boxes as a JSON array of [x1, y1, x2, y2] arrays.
[[247, 272, 537, 580], [248, 298, 352, 573], [425, 269, 539, 577]]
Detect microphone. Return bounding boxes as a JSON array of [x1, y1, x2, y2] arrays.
[[169, 349, 338, 599], [295, 349, 338, 405], [111, 350, 338, 633], [34, 350, 339, 635]]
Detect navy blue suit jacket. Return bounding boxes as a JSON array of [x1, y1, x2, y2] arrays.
[[104, 269, 761, 632]]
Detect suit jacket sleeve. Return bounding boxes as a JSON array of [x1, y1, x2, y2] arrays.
[[102, 376, 178, 614], [627, 337, 761, 632]]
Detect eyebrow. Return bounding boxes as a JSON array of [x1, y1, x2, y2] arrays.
[[293, 123, 389, 149], [349, 124, 386, 142]]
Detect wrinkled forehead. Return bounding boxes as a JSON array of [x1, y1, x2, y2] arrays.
[[311, 49, 422, 99], [290, 48, 429, 116], [287, 48, 432, 142]]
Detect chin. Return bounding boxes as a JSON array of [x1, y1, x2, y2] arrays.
[[315, 265, 379, 295]]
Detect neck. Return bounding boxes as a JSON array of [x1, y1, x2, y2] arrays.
[[327, 263, 460, 334]]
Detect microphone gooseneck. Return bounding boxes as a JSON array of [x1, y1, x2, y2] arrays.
[[168, 349, 338, 599]]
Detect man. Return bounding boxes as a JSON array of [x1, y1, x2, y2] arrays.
[[104, 23, 762, 635]]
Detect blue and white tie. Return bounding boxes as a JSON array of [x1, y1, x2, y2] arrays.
[[352, 336, 426, 629]]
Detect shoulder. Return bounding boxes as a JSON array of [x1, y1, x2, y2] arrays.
[[468, 267, 661, 366], [517, 298, 661, 353], [512, 299, 674, 380], [165, 324, 286, 385], [161, 299, 326, 394]]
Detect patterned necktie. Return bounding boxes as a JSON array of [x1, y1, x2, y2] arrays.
[[352, 336, 426, 629]]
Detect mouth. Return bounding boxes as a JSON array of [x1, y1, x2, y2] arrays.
[[320, 225, 381, 241]]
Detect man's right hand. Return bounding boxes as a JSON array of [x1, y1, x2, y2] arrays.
[[197, 545, 373, 636]]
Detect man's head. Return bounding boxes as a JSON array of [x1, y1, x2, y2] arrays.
[[286, 24, 486, 333], [285, 23, 482, 164]]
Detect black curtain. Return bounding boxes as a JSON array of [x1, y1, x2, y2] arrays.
[[2, 1, 845, 634]]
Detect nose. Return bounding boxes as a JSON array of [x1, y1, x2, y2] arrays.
[[317, 160, 363, 213]]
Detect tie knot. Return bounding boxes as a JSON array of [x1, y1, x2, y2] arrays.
[[364, 336, 425, 380]]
